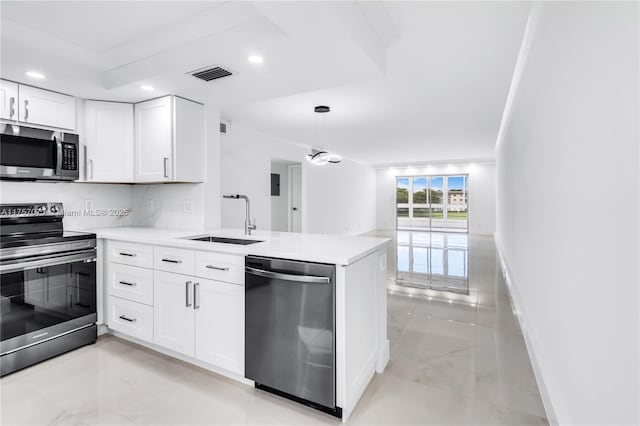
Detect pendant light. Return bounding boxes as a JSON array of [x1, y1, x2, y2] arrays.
[[307, 105, 342, 165]]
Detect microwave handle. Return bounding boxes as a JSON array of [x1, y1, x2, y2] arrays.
[[55, 137, 63, 176]]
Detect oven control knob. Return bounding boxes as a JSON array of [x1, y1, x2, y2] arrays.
[[49, 205, 59, 214], [37, 205, 47, 215]]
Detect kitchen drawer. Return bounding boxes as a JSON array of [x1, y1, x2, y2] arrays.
[[108, 263, 153, 306], [154, 246, 194, 275], [194, 252, 244, 285], [108, 296, 153, 343], [108, 241, 153, 268]]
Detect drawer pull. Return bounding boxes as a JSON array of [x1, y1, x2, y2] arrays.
[[119, 281, 136, 287], [161, 258, 182, 264], [119, 315, 136, 322], [119, 252, 136, 257], [205, 265, 229, 271]]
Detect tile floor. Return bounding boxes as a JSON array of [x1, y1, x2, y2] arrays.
[[0, 231, 548, 425]]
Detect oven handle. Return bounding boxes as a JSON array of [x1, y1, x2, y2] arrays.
[[0, 249, 96, 274]]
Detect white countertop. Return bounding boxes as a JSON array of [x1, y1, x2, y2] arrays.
[[90, 226, 390, 265]]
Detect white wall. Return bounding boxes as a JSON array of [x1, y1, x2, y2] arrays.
[[270, 162, 289, 232], [375, 163, 495, 235], [305, 157, 376, 235], [129, 183, 205, 230], [0, 181, 134, 230], [221, 124, 377, 235], [495, 3, 639, 425]]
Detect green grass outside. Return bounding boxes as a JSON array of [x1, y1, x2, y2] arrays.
[[397, 209, 467, 220]]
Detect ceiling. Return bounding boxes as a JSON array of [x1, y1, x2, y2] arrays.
[[0, 1, 531, 165]]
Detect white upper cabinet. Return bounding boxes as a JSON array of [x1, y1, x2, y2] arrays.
[[85, 101, 134, 182], [0, 80, 18, 121], [134, 96, 204, 183], [18, 84, 76, 130], [135, 96, 172, 182]]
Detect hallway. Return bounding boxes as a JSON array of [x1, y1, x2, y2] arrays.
[[366, 230, 549, 424]]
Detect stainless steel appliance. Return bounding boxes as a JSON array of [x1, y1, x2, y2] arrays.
[[245, 256, 340, 417], [0, 124, 79, 181], [0, 203, 97, 376]]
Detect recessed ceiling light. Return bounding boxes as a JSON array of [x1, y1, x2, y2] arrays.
[[248, 55, 264, 64], [25, 71, 45, 79], [140, 85, 154, 91]]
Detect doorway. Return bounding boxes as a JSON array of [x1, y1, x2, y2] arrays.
[[396, 174, 468, 232], [270, 160, 302, 232]]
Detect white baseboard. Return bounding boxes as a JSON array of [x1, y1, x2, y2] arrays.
[[105, 329, 252, 386], [344, 351, 377, 422], [494, 237, 558, 426], [376, 339, 390, 373]]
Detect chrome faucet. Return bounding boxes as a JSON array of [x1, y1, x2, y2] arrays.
[[222, 194, 257, 235]]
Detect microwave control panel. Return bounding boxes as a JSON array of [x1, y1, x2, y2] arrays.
[[61, 143, 77, 171]]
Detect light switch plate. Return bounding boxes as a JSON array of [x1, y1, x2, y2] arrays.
[[145, 199, 154, 212], [184, 200, 193, 214]]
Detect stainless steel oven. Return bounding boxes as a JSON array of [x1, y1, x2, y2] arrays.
[[0, 203, 96, 376], [0, 124, 79, 181]]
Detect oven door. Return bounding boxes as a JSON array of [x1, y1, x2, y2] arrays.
[[0, 125, 61, 180], [0, 249, 97, 355]]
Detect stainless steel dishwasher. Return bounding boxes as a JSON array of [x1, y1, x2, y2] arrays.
[[245, 256, 340, 418]]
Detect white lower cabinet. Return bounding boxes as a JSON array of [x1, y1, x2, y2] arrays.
[[195, 278, 244, 375], [108, 296, 154, 343], [153, 270, 195, 357], [106, 245, 245, 377]]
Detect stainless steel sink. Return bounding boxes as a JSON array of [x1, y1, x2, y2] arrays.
[[186, 235, 264, 245]]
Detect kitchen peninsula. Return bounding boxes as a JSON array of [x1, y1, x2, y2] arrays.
[[93, 226, 390, 421]]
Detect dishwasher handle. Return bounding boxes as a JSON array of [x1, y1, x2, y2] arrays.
[[245, 266, 330, 284]]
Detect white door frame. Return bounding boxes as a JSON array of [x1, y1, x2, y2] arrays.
[[287, 164, 302, 232]]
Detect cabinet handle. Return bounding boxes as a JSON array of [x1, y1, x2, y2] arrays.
[[194, 282, 200, 310], [205, 265, 229, 271], [163, 157, 169, 178], [89, 159, 94, 180], [9, 97, 15, 119], [119, 252, 136, 257], [119, 280, 136, 287], [119, 315, 136, 322], [161, 258, 182, 264], [24, 99, 29, 121], [185, 280, 192, 307]]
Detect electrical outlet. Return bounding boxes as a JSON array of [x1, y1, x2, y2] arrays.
[[145, 199, 154, 212], [84, 199, 94, 211], [184, 200, 193, 214]]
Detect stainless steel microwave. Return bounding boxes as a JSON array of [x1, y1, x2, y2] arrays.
[[0, 124, 79, 181]]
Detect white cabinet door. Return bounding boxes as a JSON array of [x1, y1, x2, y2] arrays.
[[173, 97, 204, 182], [18, 85, 76, 130], [195, 278, 244, 375], [153, 270, 194, 357], [0, 80, 18, 121], [85, 101, 134, 182], [134, 96, 172, 182]]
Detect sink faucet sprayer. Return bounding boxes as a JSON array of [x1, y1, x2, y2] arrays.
[[222, 194, 256, 235]]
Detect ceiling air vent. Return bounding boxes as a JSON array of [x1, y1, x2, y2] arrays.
[[190, 66, 233, 82]]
